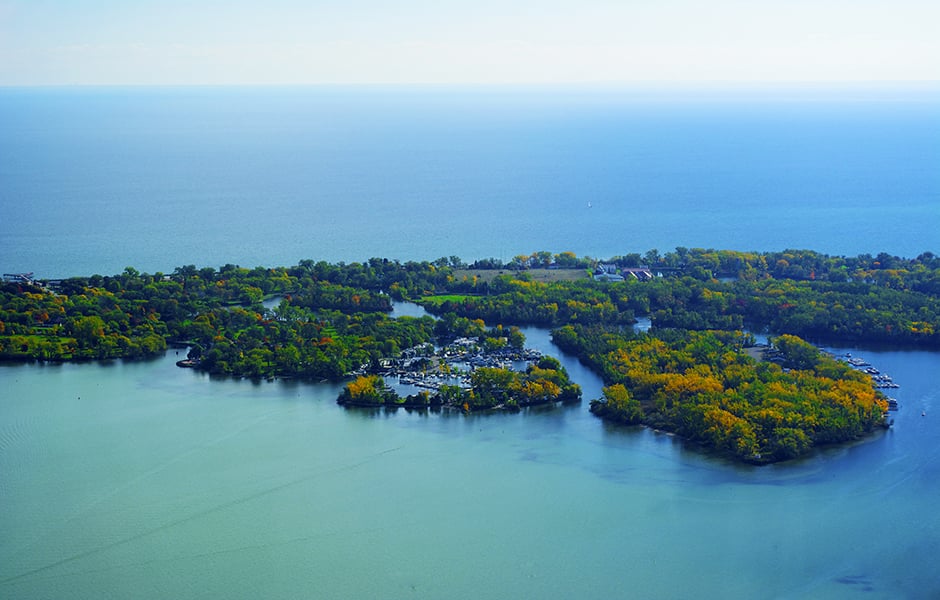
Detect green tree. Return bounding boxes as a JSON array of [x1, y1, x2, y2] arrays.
[[592, 384, 644, 424], [70, 315, 106, 348], [773, 334, 820, 370]]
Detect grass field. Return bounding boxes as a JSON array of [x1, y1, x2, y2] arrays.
[[419, 294, 472, 306], [452, 268, 589, 284]]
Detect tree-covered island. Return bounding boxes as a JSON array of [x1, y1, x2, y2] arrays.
[[555, 327, 887, 463], [338, 353, 581, 412], [3, 248, 938, 463]]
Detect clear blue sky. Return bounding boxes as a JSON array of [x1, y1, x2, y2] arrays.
[[1, 0, 938, 85]]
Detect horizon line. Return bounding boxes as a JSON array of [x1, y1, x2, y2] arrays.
[[2, 79, 939, 89]]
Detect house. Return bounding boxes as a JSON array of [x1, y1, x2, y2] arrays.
[[594, 271, 625, 282], [622, 267, 654, 281], [3, 272, 36, 285]]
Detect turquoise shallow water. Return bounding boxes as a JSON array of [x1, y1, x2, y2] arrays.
[[1, 333, 938, 599]]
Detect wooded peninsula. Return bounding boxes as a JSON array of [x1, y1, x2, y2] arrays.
[[3, 248, 938, 463]]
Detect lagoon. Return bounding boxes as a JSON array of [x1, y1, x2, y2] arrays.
[[2, 326, 938, 598]]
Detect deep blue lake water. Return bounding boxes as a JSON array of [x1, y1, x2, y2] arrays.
[[1, 86, 940, 598], [1, 85, 938, 278]]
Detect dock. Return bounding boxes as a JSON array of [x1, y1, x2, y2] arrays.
[[835, 352, 901, 407], [369, 339, 543, 392]]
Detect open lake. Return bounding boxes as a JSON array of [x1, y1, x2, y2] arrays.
[[1, 85, 938, 278], [1, 85, 939, 598]]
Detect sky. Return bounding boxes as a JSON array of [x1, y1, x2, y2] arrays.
[[0, 0, 938, 86]]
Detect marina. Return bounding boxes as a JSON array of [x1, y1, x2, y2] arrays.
[[836, 352, 901, 409], [842, 357, 901, 388], [375, 337, 544, 393]]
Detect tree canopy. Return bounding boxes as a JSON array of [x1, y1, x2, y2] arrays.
[[555, 325, 888, 463]]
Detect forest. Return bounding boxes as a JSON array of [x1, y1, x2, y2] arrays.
[[554, 326, 887, 463], [2, 247, 937, 462], [418, 249, 940, 347]]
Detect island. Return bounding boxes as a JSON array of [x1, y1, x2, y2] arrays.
[[339, 354, 581, 411], [556, 327, 888, 463], [2, 248, 938, 463]]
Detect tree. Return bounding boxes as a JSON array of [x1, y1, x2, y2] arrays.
[[471, 367, 516, 406], [70, 315, 106, 348], [510, 255, 531, 270], [644, 249, 661, 266], [508, 326, 526, 350], [172, 265, 198, 280], [773, 334, 820, 370], [338, 375, 397, 405], [534, 251, 553, 268], [770, 427, 811, 460], [592, 384, 644, 424], [554, 252, 580, 268]]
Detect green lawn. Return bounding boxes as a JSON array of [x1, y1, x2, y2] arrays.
[[419, 294, 473, 306]]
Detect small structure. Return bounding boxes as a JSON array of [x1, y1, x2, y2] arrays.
[[594, 264, 625, 282], [594, 271, 624, 282], [622, 267, 654, 281], [3, 272, 36, 285]]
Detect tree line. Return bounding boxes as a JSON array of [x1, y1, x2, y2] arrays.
[[3, 247, 939, 367]]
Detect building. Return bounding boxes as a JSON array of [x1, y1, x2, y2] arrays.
[[2, 272, 36, 285], [622, 267, 654, 281]]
